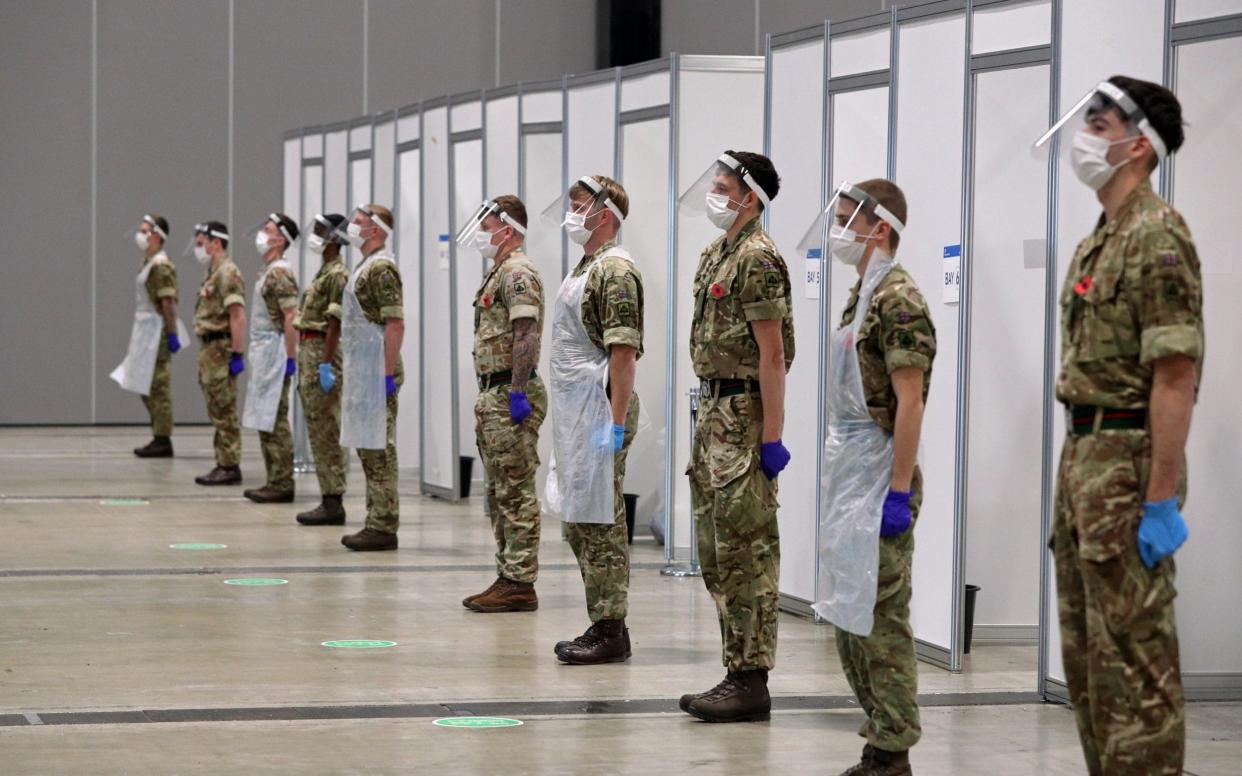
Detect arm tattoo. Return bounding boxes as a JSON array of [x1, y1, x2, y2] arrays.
[[511, 318, 539, 391]]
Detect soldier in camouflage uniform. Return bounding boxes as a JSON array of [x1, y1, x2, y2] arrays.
[[294, 214, 350, 525], [1049, 76, 1201, 776], [243, 213, 301, 503], [549, 175, 644, 663], [339, 205, 404, 552], [192, 221, 248, 486], [128, 214, 182, 458], [824, 180, 935, 776], [459, 195, 547, 612], [679, 152, 794, 723]]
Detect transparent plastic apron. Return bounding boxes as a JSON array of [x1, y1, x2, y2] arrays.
[[813, 255, 897, 637], [339, 252, 393, 450], [545, 247, 633, 524], [110, 253, 187, 395], [242, 259, 291, 432]]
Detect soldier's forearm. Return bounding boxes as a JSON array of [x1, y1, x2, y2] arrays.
[[228, 305, 246, 352], [323, 319, 341, 362], [383, 319, 404, 375], [608, 345, 637, 425], [511, 318, 538, 392], [283, 310, 297, 359], [160, 298, 177, 332], [757, 357, 785, 444], [1146, 355, 1196, 502]]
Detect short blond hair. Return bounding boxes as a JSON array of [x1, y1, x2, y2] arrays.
[[491, 194, 528, 229], [852, 179, 906, 252], [570, 174, 629, 219], [366, 204, 394, 231]]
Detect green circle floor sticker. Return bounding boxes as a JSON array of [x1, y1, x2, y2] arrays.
[[433, 717, 523, 729], [321, 640, 397, 649], [169, 543, 227, 550], [224, 578, 288, 586]]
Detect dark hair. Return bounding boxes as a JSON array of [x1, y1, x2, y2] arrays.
[[272, 212, 300, 244], [724, 150, 780, 210], [1108, 75, 1185, 164], [199, 220, 229, 249], [492, 194, 528, 229], [319, 213, 347, 244], [147, 214, 169, 239]]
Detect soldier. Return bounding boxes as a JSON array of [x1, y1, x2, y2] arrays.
[[111, 214, 187, 458], [294, 214, 351, 525], [457, 195, 546, 612], [543, 176, 643, 662], [241, 213, 301, 503], [338, 204, 404, 552], [191, 221, 247, 486], [808, 180, 935, 776], [1036, 76, 1201, 775], [678, 151, 793, 722]]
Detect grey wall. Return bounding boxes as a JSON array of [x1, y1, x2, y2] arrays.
[[662, 0, 892, 56]]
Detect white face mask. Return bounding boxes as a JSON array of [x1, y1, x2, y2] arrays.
[[135, 231, 150, 251], [194, 244, 211, 266], [345, 222, 365, 248], [705, 192, 740, 230], [254, 232, 271, 255], [1070, 130, 1135, 191], [563, 211, 595, 245], [828, 225, 878, 267], [474, 228, 500, 259], [307, 234, 326, 255]]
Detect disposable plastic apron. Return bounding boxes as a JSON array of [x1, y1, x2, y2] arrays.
[[339, 252, 393, 450], [545, 247, 633, 524], [110, 253, 187, 396], [813, 256, 897, 637], [242, 259, 292, 432]]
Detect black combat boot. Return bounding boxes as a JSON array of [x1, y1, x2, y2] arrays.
[[341, 527, 398, 551], [683, 669, 771, 723], [554, 619, 630, 665], [296, 495, 346, 525], [134, 436, 173, 458], [838, 745, 912, 776], [195, 466, 241, 485], [243, 485, 295, 503]]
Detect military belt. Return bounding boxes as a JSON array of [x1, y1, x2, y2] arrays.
[[1066, 405, 1148, 436], [478, 369, 536, 390], [298, 330, 326, 341], [199, 331, 230, 345], [699, 378, 761, 399]]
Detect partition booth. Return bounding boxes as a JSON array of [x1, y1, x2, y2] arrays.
[[280, 0, 1242, 700]]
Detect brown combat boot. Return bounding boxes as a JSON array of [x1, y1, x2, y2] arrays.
[[341, 528, 398, 551], [462, 577, 504, 608], [554, 619, 630, 665], [195, 466, 241, 486], [683, 669, 771, 723], [297, 495, 346, 526], [465, 577, 538, 612], [134, 436, 173, 458], [243, 485, 295, 503], [838, 746, 911, 776]]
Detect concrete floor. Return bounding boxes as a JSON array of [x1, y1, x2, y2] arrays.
[[0, 427, 1236, 775]]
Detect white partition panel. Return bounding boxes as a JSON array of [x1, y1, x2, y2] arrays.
[[1176, 0, 1242, 21], [452, 134, 484, 479], [971, 0, 1051, 54], [767, 33, 826, 606], [373, 115, 395, 211], [395, 133, 422, 471], [1172, 32, 1242, 697], [485, 92, 519, 196], [324, 126, 348, 219], [830, 28, 890, 76], [619, 68, 670, 112], [567, 74, 618, 182], [894, 10, 966, 665], [420, 104, 458, 497]]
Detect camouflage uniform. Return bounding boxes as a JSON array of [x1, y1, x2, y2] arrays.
[[563, 239, 644, 621], [352, 252, 404, 534], [193, 254, 246, 468], [473, 251, 546, 584], [256, 262, 300, 492], [295, 257, 349, 496], [687, 218, 795, 672], [834, 262, 936, 753], [142, 255, 179, 437], [1054, 180, 1203, 776]]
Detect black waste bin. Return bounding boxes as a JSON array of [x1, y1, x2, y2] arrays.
[[963, 584, 981, 654], [623, 493, 638, 545], [459, 456, 474, 499]]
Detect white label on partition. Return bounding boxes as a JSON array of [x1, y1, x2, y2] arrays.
[[805, 248, 822, 300], [438, 234, 450, 270], [943, 244, 961, 305]]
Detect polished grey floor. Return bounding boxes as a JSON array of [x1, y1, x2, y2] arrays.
[[0, 428, 1236, 775]]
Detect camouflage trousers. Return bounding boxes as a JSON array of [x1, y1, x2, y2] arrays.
[[836, 466, 924, 753], [142, 337, 173, 437], [358, 389, 400, 534], [566, 392, 640, 622], [297, 337, 347, 496], [1053, 430, 1184, 776], [475, 378, 546, 584], [687, 390, 781, 672], [258, 376, 294, 492], [197, 339, 241, 467]]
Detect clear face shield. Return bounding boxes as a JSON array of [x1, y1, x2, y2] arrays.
[[306, 213, 346, 256], [797, 182, 905, 266], [244, 213, 298, 256], [677, 153, 771, 218], [539, 175, 624, 233], [336, 204, 393, 249], [454, 200, 527, 257], [128, 214, 168, 253], [184, 222, 230, 262]]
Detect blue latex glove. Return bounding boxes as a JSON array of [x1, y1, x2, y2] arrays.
[[612, 423, 625, 452], [385, 375, 397, 396], [881, 489, 913, 538], [285, 357, 296, 378], [1138, 497, 1188, 569], [167, 332, 181, 354], [318, 363, 336, 392], [229, 352, 245, 376], [759, 440, 791, 480], [509, 391, 532, 424]]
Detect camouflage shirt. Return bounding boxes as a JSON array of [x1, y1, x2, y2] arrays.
[[690, 218, 795, 379], [259, 260, 300, 328], [839, 264, 937, 432], [295, 257, 347, 332], [143, 252, 178, 308], [473, 250, 544, 376], [193, 254, 245, 336], [570, 238, 644, 358], [1057, 180, 1204, 409]]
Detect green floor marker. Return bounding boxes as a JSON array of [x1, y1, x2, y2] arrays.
[[433, 717, 523, 729], [169, 543, 227, 550], [101, 499, 148, 506], [223, 578, 288, 586], [321, 640, 397, 649]]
